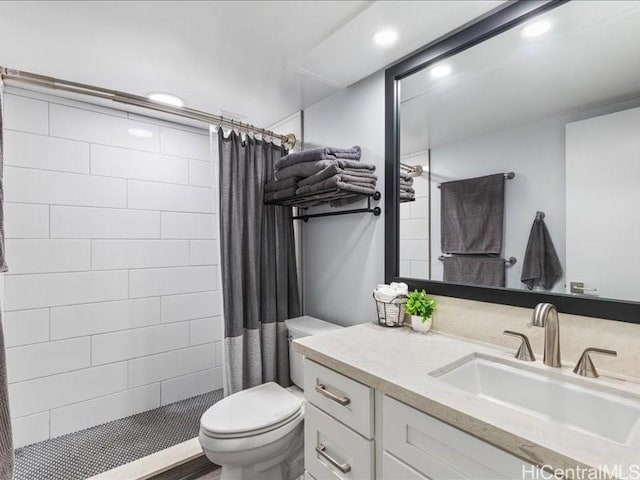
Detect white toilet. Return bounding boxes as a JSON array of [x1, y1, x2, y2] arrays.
[[199, 316, 343, 480]]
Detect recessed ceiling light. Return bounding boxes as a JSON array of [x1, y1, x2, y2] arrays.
[[522, 20, 551, 38], [147, 92, 184, 108], [373, 29, 398, 47], [128, 128, 154, 138], [430, 65, 452, 79]]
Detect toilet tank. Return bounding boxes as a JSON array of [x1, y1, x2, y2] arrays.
[[286, 316, 343, 390]]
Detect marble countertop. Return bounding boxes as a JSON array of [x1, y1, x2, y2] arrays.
[[293, 323, 640, 477]]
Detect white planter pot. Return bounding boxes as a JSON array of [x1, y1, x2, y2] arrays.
[[410, 315, 432, 333]]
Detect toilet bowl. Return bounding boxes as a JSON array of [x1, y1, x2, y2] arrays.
[[200, 382, 304, 480], [199, 316, 343, 480]]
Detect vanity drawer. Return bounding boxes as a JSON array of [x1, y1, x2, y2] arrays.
[[383, 451, 430, 480], [304, 358, 374, 438], [304, 402, 374, 480], [383, 395, 536, 480]]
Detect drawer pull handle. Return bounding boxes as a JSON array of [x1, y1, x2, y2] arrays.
[[315, 383, 351, 406], [316, 443, 352, 474]]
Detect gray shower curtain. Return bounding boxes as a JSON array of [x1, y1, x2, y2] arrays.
[[218, 129, 300, 395], [0, 87, 13, 480]]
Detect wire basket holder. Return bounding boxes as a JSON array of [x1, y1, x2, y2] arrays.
[[373, 292, 407, 328]]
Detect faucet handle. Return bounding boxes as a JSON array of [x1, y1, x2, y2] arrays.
[[503, 330, 536, 362], [573, 348, 617, 378]]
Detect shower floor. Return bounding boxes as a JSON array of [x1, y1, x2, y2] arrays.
[[15, 389, 224, 480]]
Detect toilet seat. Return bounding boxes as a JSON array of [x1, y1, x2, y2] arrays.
[[200, 382, 303, 439]]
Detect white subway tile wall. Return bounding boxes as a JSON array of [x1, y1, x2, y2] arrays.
[[399, 152, 431, 278], [2, 90, 223, 447]]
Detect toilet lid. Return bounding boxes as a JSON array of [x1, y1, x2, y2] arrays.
[[201, 382, 303, 437]]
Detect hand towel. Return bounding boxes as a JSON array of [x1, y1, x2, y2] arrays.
[[521, 216, 562, 290], [440, 173, 505, 254], [443, 256, 506, 287]]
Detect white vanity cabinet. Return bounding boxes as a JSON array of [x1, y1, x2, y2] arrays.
[[303, 358, 375, 479], [382, 396, 540, 479], [303, 358, 542, 480]]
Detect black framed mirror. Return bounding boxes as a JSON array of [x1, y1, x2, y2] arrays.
[[385, 0, 640, 324]]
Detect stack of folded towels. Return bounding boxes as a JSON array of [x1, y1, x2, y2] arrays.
[[400, 172, 415, 202], [373, 282, 409, 302], [264, 146, 377, 206]]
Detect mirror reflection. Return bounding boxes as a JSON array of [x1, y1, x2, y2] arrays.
[[398, 0, 640, 302]]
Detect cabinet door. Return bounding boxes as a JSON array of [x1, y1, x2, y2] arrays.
[[383, 452, 431, 480], [383, 395, 537, 479], [305, 402, 374, 480]]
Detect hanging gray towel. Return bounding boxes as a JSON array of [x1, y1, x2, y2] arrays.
[[443, 256, 506, 287], [521, 215, 562, 290], [441, 173, 505, 254]]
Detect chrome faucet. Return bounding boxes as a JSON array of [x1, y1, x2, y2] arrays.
[[532, 303, 561, 367]]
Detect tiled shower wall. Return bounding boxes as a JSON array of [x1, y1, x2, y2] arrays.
[[2, 88, 223, 448], [399, 150, 430, 278]]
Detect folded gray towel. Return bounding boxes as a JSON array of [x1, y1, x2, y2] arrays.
[[521, 216, 562, 290], [443, 256, 505, 287], [400, 176, 414, 186], [441, 174, 504, 255], [275, 160, 336, 180], [296, 163, 341, 186], [265, 177, 298, 193], [275, 146, 361, 170], [297, 165, 378, 187], [264, 187, 297, 202], [400, 193, 415, 202], [275, 159, 375, 181], [326, 146, 362, 160], [400, 172, 413, 182], [344, 168, 377, 178], [296, 177, 376, 196]]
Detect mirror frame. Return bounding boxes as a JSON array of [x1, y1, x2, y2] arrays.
[[384, 0, 640, 324]]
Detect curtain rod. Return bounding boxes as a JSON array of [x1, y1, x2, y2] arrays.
[[0, 67, 297, 148]]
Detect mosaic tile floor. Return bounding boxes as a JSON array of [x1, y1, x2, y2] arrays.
[[15, 389, 224, 480]]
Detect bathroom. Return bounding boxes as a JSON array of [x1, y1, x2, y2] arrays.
[[1, 0, 640, 479]]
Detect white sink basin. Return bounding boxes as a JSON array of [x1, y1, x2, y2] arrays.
[[431, 354, 640, 445]]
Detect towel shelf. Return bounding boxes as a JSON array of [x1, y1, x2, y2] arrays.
[[438, 255, 517, 266], [265, 189, 381, 222]]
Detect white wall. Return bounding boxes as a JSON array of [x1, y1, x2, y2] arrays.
[[3, 88, 223, 447], [268, 112, 305, 309], [301, 73, 385, 326]]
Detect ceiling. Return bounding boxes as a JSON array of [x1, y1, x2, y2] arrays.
[[0, 0, 500, 128], [400, 0, 640, 154]]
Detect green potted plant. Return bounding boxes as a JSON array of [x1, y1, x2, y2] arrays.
[[406, 289, 436, 333]]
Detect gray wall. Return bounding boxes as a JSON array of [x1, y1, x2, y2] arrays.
[[301, 72, 385, 326]]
